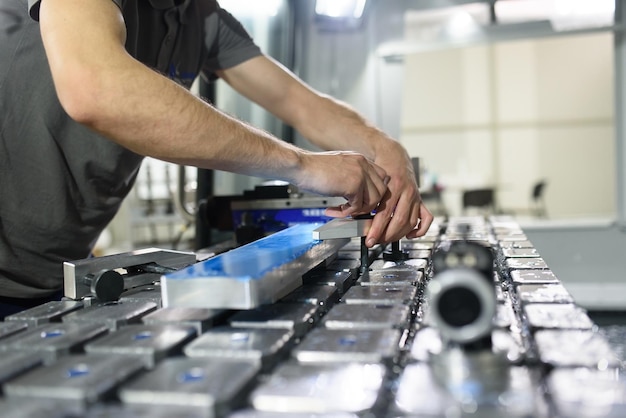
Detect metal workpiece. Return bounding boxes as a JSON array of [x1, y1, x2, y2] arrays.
[[0, 322, 108, 363], [64, 248, 196, 301], [303, 270, 355, 294], [501, 247, 541, 258], [279, 285, 339, 312], [408, 327, 525, 364], [311, 217, 372, 240], [250, 362, 386, 414], [84, 324, 197, 368], [118, 286, 163, 308], [534, 330, 621, 368], [184, 327, 294, 369], [292, 328, 402, 364], [341, 285, 417, 306], [4, 354, 146, 406], [229, 410, 359, 418], [356, 268, 422, 286], [321, 304, 412, 330], [228, 303, 318, 338], [506, 257, 549, 270], [0, 320, 29, 340], [511, 269, 560, 285], [5, 301, 84, 327], [0, 351, 44, 384], [62, 300, 158, 331], [368, 258, 428, 271], [162, 223, 349, 310], [142, 307, 226, 335], [6, 215, 626, 416], [394, 362, 542, 417], [547, 368, 626, 418], [118, 357, 260, 413], [524, 303, 595, 330], [0, 397, 86, 418], [517, 283, 575, 304]]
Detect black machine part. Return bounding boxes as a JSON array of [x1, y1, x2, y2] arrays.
[[428, 240, 496, 346]]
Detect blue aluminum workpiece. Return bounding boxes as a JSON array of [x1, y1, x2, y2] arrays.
[[162, 223, 349, 310]]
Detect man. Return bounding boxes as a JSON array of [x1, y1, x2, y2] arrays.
[[0, 0, 432, 316]]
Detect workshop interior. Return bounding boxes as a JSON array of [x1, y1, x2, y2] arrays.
[[3, 0, 626, 416]]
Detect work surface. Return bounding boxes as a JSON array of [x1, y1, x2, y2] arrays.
[[0, 216, 624, 417]]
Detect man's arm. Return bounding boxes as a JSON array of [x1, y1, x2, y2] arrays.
[[38, 0, 389, 217], [217, 55, 434, 246]]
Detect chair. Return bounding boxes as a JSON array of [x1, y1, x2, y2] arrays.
[[462, 188, 496, 215], [420, 187, 448, 217], [530, 180, 548, 218]]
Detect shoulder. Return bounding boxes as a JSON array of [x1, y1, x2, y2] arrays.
[[28, 0, 122, 21]]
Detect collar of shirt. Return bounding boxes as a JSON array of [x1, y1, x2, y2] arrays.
[[148, 0, 191, 23]]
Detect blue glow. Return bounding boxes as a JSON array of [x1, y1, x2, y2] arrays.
[[165, 223, 323, 281]]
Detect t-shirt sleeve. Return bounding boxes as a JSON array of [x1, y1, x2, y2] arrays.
[[201, 6, 262, 79], [28, 0, 123, 21]]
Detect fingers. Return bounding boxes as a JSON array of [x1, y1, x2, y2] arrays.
[[365, 189, 434, 247], [326, 158, 389, 218]]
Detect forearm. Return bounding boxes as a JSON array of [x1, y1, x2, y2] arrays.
[[293, 93, 400, 162], [77, 62, 304, 181]]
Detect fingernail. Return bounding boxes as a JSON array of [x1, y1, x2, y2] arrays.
[[366, 238, 376, 247]]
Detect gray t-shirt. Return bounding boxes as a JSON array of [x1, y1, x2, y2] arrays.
[[0, 0, 262, 298]]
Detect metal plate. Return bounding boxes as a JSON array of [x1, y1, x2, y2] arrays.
[[312, 218, 372, 240], [303, 270, 355, 294], [142, 307, 225, 335], [524, 303, 594, 329], [4, 354, 145, 406], [322, 304, 411, 330], [62, 301, 158, 331], [510, 270, 560, 285], [250, 362, 385, 414], [499, 240, 534, 249], [292, 328, 401, 364], [279, 285, 339, 312], [394, 363, 540, 417], [228, 303, 318, 338], [548, 368, 626, 418], [535, 330, 621, 368], [505, 258, 549, 270], [64, 248, 196, 300], [501, 248, 540, 258], [118, 357, 259, 412], [369, 259, 428, 271], [162, 224, 348, 310], [408, 327, 525, 363], [0, 351, 44, 384], [119, 285, 163, 307], [0, 322, 108, 363], [5, 301, 84, 327], [0, 321, 29, 341], [341, 286, 417, 306], [228, 410, 359, 418], [357, 269, 421, 286], [517, 284, 574, 304], [183, 327, 293, 369], [84, 324, 196, 368]]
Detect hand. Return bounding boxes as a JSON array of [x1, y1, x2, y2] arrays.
[[364, 141, 434, 247], [296, 151, 389, 217]]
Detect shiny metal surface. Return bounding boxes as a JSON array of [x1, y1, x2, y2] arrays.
[[0, 216, 622, 417], [64, 248, 196, 300], [163, 224, 349, 310], [311, 218, 372, 240]]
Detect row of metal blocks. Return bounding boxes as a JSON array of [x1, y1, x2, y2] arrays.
[[0, 217, 621, 417]]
